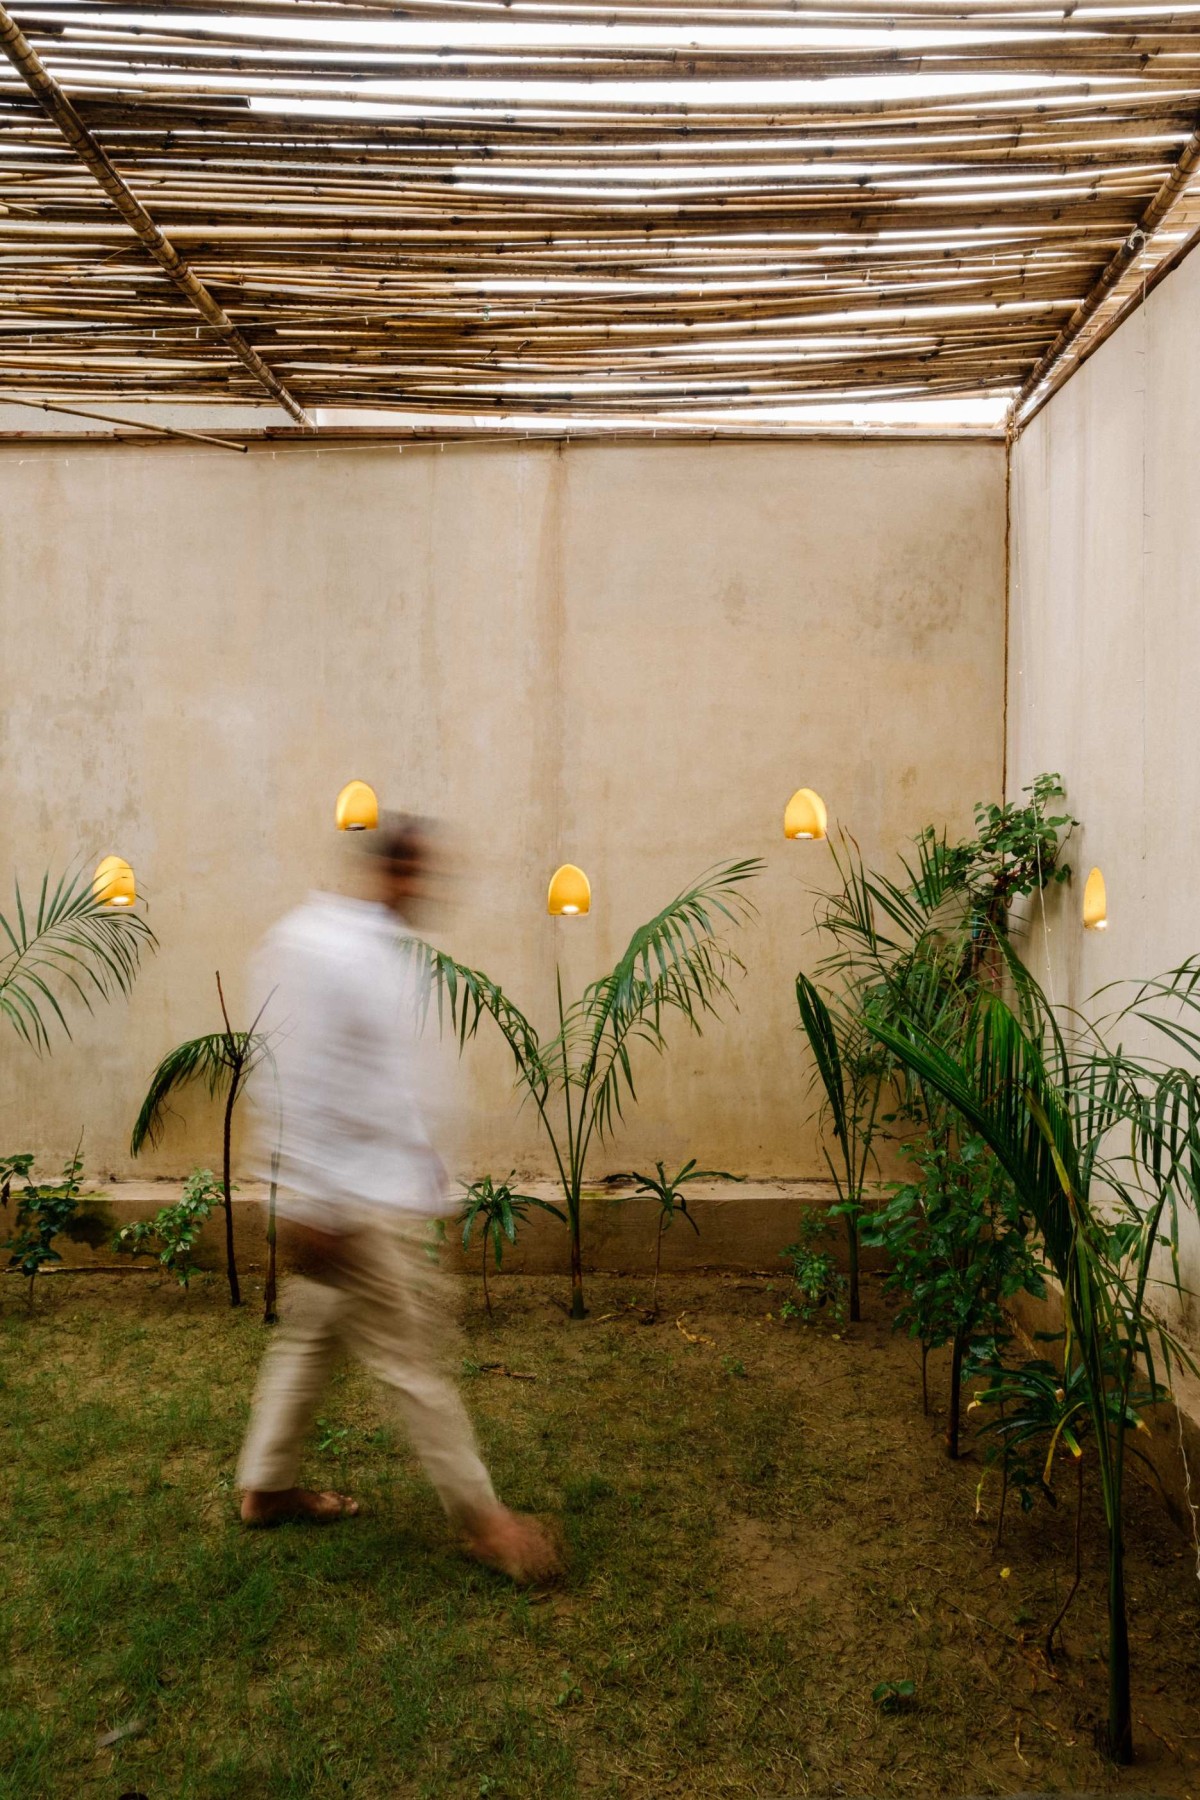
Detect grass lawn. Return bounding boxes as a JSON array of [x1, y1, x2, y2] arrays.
[[2, 1266, 1199, 1799]]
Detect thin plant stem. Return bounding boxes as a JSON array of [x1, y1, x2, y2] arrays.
[[994, 1398, 1010, 1549], [846, 1213, 860, 1324], [947, 1329, 967, 1459], [219, 1073, 241, 1308], [557, 965, 586, 1320], [1046, 1451, 1086, 1660], [215, 970, 242, 1309], [850, 1076, 883, 1323]]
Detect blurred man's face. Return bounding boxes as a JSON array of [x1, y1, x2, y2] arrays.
[[375, 841, 443, 927]]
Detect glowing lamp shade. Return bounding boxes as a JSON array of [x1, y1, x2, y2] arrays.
[[783, 788, 828, 842], [92, 855, 136, 909], [1083, 867, 1108, 932], [335, 780, 379, 832], [548, 864, 591, 917]]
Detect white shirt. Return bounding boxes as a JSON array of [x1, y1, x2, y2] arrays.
[[249, 891, 450, 1233]]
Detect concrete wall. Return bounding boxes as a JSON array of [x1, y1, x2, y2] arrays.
[[1, 438, 1006, 1182], [1008, 244, 1200, 1394]]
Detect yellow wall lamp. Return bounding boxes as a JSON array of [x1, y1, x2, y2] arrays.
[[548, 863, 591, 917], [783, 787, 828, 842], [1083, 866, 1108, 932], [336, 779, 379, 832], [92, 854, 137, 908]]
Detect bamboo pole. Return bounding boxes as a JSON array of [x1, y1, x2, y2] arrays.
[[0, 391, 249, 448], [1011, 113, 1200, 420], [1013, 215, 1200, 430], [1, 0, 1198, 420], [0, 1, 314, 427]]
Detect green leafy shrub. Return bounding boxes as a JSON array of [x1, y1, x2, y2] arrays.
[[780, 1210, 847, 1326], [862, 1133, 1045, 1456], [940, 772, 1077, 923], [793, 778, 1077, 1336], [2, 1150, 84, 1298], [114, 1168, 224, 1289]]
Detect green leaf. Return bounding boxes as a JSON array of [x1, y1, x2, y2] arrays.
[[406, 943, 552, 1104], [1, 863, 156, 1054], [872, 1680, 916, 1708], [131, 1029, 270, 1155], [577, 859, 762, 1143]]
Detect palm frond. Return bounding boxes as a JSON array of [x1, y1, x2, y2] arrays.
[[1092, 958, 1200, 1064], [131, 1031, 267, 1155], [631, 1158, 734, 1198], [815, 828, 1016, 1035], [459, 1173, 565, 1262], [0, 864, 156, 1052], [815, 832, 946, 979], [870, 993, 1078, 1263], [631, 1158, 731, 1230], [795, 974, 850, 1150], [578, 858, 762, 1141], [406, 939, 551, 1100]]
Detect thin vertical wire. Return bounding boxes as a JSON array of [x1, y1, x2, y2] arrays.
[[1138, 268, 1150, 879], [1177, 1401, 1200, 1583], [1002, 426, 1012, 806], [1010, 416, 1059, 1012]]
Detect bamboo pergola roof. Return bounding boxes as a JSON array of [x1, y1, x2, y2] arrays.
[[1, 0, 1199, 430]]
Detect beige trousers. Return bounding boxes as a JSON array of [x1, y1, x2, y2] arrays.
[[238, 1216, 497, 1523]]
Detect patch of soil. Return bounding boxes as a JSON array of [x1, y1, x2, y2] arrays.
[[721, 1513, 848, 1623]]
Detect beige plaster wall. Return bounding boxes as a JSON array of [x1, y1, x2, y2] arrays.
[[1008, 244, 1200, 1376], [1, 438, 1005, 1181]]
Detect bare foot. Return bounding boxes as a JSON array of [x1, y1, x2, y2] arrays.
[[241, 1487, 360, 1527], [463, 1505, 564, 1584]]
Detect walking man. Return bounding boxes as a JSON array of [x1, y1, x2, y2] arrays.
[[238, 815, 560, 1584]]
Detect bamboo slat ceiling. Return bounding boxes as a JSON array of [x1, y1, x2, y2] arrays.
[[1, 0, 1200, 424]]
